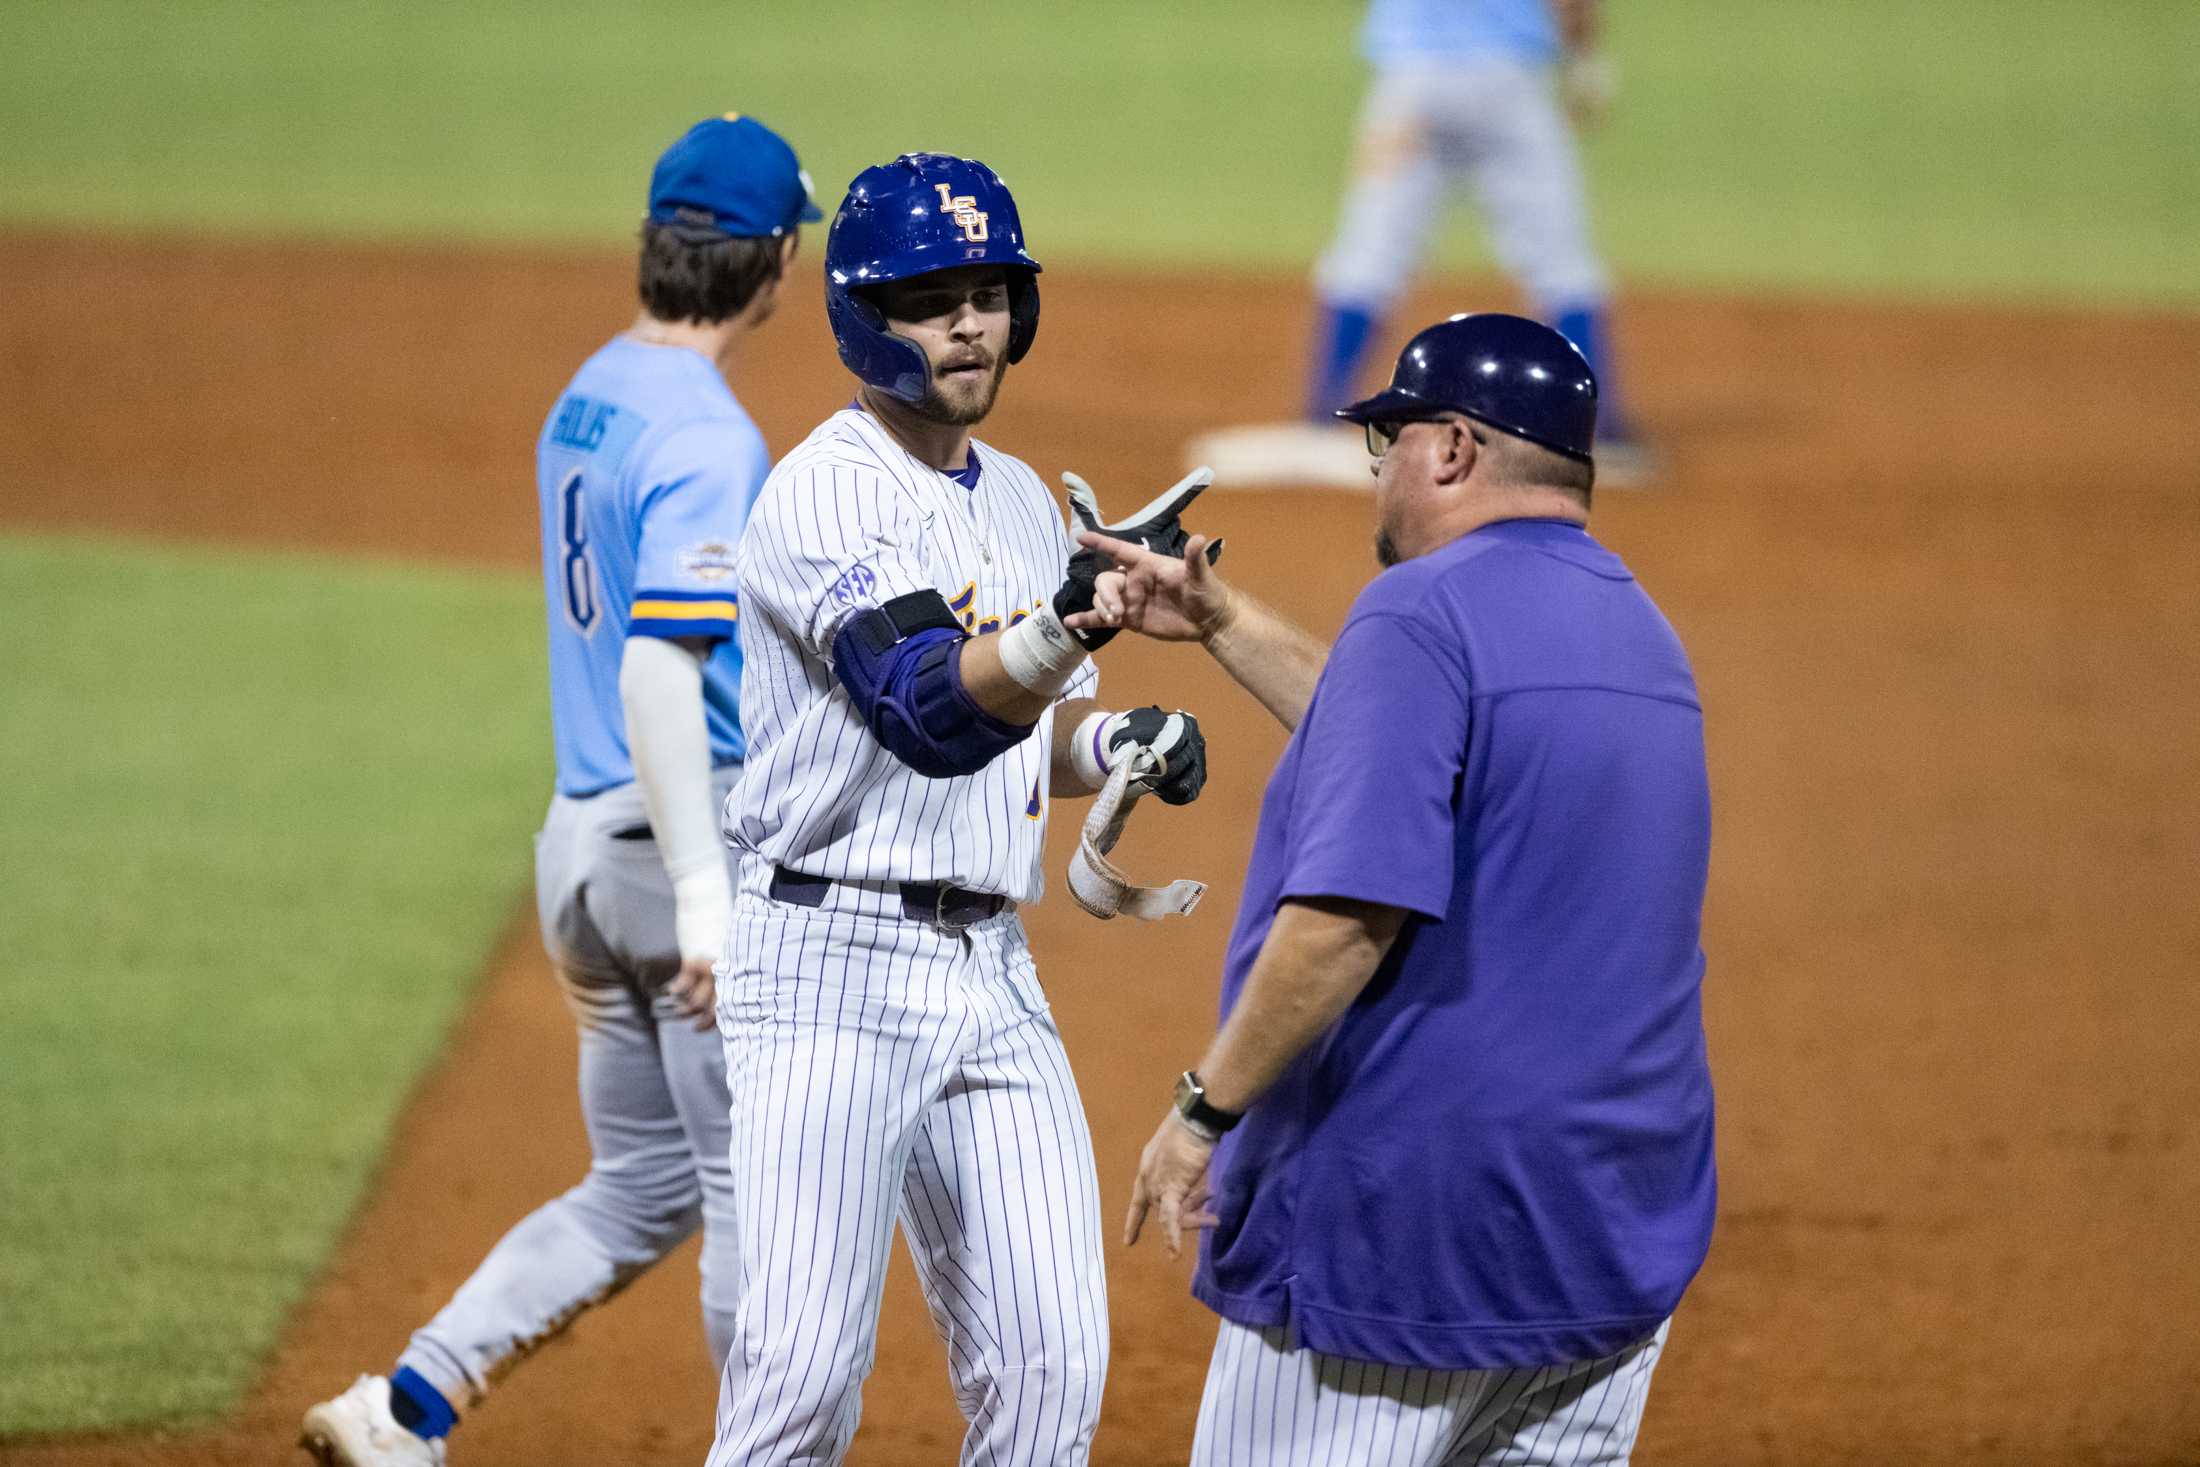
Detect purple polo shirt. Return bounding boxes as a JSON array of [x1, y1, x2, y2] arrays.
[[1192, 518, 1716, 1371]]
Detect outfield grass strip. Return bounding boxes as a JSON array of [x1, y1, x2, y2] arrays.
[[0, 533, 549, 1433]]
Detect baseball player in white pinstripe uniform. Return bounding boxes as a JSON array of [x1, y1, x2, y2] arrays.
[[705, 153, 1214, 1466]]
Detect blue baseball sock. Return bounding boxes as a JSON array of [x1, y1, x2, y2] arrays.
[[388, 1366, 457, 1441], [1553, 304, 1633, 439], [1306, 300, 1380, 421]]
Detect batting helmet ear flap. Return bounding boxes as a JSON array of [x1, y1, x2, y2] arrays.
[[825, 279, 932, 403], [1006, 271, 1040, 365]]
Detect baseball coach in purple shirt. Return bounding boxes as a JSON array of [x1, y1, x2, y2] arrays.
[[1068, 313, 1715, 1466]]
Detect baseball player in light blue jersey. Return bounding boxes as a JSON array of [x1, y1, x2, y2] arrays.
[[300, 114, 820, 1467], [706, 153, 1213, 1467], [1313, 0, 1644, 468]]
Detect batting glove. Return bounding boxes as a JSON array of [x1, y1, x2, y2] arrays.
[[1106, 706, 1208, 806], [1055, 468, 1222, 649]]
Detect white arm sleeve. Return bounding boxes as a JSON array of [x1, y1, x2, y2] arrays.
[[619, 634, 733, 964]]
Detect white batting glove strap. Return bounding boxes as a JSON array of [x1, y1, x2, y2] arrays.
[[1064, 467, 1214, 542], [1067, 753, 1206, 923], [1124, 711, 1194, 792]]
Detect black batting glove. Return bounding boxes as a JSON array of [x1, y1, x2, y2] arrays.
[[1108, 706, 1208, 806], [1055, 468, 1221, 650], [1052, 543, 1116, 649]]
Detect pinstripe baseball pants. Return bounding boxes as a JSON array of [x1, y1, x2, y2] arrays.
[[706, 871, 1108, 1466], [1191, 1317, 1669, 1467]]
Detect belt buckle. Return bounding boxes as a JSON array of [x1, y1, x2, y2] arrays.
[[931, 885, 976, 933]]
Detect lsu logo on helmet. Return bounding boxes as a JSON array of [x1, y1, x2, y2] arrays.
[[934, 184, 989, 242]]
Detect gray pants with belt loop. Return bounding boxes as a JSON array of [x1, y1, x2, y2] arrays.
[[397, 768, 742, 1410]]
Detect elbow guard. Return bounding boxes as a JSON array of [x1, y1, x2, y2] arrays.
[[832, 591, 1035, 778]]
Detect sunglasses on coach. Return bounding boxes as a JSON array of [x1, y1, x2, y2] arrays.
[[1364, 417, 1440, 457], [1364, 414, 1482, 458]]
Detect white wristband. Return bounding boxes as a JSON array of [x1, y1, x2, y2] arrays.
[[1068, 709, 1122, 792], [995, 600, 1089, 696], [671, 864, 734, 968]]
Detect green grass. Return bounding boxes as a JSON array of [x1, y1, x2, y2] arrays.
[[1597, 1, 2199, 302], [0, 0, 2192, 304], [0, 535, 548, 1433]]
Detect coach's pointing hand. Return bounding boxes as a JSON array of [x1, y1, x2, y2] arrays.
[[1057, 468, 1220, 651], [1070, 533, 1232, 644], [1126, 1112, 1221, 1259]]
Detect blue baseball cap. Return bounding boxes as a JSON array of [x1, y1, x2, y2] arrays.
[[646, 113, 823, 238]]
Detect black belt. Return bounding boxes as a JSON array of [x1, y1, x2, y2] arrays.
[[768, 866, 1008, 931]]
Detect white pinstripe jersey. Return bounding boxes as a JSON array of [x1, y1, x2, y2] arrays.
[[724, 406, 1096, 903]]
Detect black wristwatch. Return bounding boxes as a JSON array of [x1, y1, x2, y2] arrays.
[[1173, 1070, 1243, 1142]]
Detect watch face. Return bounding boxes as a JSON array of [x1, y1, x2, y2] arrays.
[[1173, 1071, 1199, 1113]]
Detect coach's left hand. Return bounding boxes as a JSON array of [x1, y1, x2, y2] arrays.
[[1126, 1112, 1220, 1259]]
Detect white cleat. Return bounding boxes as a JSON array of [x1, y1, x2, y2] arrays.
[[299, 1375, 448, 1467], [1183, 422, 1376, 491]]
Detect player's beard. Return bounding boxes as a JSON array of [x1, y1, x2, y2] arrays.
[[912, 354, 1007, 426]]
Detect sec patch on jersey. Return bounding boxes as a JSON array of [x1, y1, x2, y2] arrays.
[[678, 539, 738, 581]]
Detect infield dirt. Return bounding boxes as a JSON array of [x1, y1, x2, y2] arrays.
[[4, 234, 2196, 1465]]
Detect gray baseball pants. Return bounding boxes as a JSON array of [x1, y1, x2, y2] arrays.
[[396, 770, 741, 1409]]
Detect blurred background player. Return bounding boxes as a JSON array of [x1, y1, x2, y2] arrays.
[[299, 114, 819, 1467], [1195, 0, 1651, 488]]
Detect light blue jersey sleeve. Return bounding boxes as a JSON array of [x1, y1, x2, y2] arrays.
[[627, 418, 771, 642], [1361, 0, 1560, 67]]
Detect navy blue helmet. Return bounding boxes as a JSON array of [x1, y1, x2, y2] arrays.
[[1336, 313, 1598, 463], [823, 154, 1042, 403]]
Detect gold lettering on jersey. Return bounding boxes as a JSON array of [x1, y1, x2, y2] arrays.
[[934, 183, 990, 243], [948, 582, 1043, 636]]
